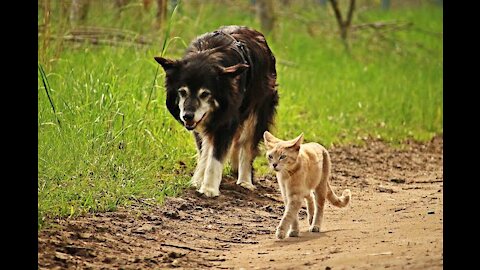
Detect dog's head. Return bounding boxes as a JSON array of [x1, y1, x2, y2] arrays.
[[154, 53, 248, 131]]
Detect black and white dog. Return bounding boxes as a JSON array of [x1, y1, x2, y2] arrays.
[[154, 26, 279, 197]]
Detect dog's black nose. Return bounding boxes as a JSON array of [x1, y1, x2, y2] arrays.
[[183, 112, 195, 121]]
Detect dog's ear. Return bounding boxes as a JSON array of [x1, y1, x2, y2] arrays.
[[154, 57, 179, 73], [263, 131, 280, 149], [220, 63, 249, 77]]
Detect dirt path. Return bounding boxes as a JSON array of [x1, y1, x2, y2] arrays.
[[38, 136, 443, 269]]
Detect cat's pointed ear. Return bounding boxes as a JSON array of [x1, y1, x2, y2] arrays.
[[287, 133, 304, 151], [263, 131, 279, 149]]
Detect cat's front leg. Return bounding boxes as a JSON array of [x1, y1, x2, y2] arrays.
[[276, 195, 302, 239], [288, 219, 299, 237]]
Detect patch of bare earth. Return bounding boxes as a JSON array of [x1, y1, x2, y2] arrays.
[[38, 136, 443, 269]]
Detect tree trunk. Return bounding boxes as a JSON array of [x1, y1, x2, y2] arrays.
[[70, 0, 90, 26], [328, 0, 355, 54], [156, 0, 168, 28], [256, 0, 275, 34]]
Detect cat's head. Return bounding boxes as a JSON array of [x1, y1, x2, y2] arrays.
[[263, 131, 304, 172]]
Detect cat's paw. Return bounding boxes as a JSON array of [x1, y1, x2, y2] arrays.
[[198, 186, 220, 197], [308, 217, 314, 226], [288, 230, 299, 237], [309, 225, 321, 233], [237, 181, 256, 191], [276, 229, 286, 239]]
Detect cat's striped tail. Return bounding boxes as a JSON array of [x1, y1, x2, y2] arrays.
[[322, 149, 352, 208]]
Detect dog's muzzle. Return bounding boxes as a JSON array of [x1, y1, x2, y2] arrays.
[[183, 112, 195, 130], [182, 112, 206, 130]]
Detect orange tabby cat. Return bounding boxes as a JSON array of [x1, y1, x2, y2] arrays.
[[263, 131, 351, 239]]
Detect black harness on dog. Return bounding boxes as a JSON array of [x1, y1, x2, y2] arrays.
[[212, 30, 252, 94]]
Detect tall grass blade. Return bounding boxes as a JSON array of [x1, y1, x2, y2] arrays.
[[145, 1, 180, 114], [145, 66, 159, 113], [38, 63, 62, 129], [160, 1, 180, 57]]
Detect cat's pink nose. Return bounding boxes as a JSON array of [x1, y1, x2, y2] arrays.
[[273, 163, 278, 168]]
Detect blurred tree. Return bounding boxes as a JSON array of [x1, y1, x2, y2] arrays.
[[41, 0, 51, 57], [70, 0, 90, 26], [156, 0, 168, 28], [115, 0, 130, 8], [381, 0, 390, 10], [143, 0, 152, 10], [328, 0, 355, 53], [255, 0, 275, 34]]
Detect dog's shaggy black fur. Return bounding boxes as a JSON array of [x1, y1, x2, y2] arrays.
[[155, 25, 279, 195]]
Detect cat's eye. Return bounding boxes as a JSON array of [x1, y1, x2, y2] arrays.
[[268, 155, 273, 159], [279, 155, 286, 160]]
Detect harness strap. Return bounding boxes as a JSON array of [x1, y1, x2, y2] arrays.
[[212, 30, 252, 94]]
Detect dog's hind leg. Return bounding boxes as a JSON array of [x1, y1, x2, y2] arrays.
[[236, 144, 255, 190], [229, 139, 240, 175], [236, 114, 257, 190]]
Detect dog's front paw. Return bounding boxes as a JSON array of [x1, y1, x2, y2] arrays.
[[288, 230, 299, 237], [276, 229, 286, 239], [309, 225, 320, 233], [237, 181, 256, 191], [198, 186, 220, 197], [190, 178, 202, 189]]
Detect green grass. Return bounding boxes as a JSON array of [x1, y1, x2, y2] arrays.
[[38, 1, 442, 229]]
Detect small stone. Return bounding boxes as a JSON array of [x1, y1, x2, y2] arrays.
[[168, 251, 186, 259], [171, 259, 181, 267], [178, 203, 192, 211], [54, 252, 70, 262], [377, 186, 395, 193], [163, 210, 180, 219], [102, 257, 113, 263], [77, 232, 92, 239], [390, 178, 406, 184], [132, 224, 155, 234]]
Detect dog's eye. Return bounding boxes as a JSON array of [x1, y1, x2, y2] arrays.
[[199, 91, 210, 99], [178, 89, 187, 97], [279, 155, 286, 160]]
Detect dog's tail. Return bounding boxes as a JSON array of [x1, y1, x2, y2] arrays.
[[322, 150, 351, 208]]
